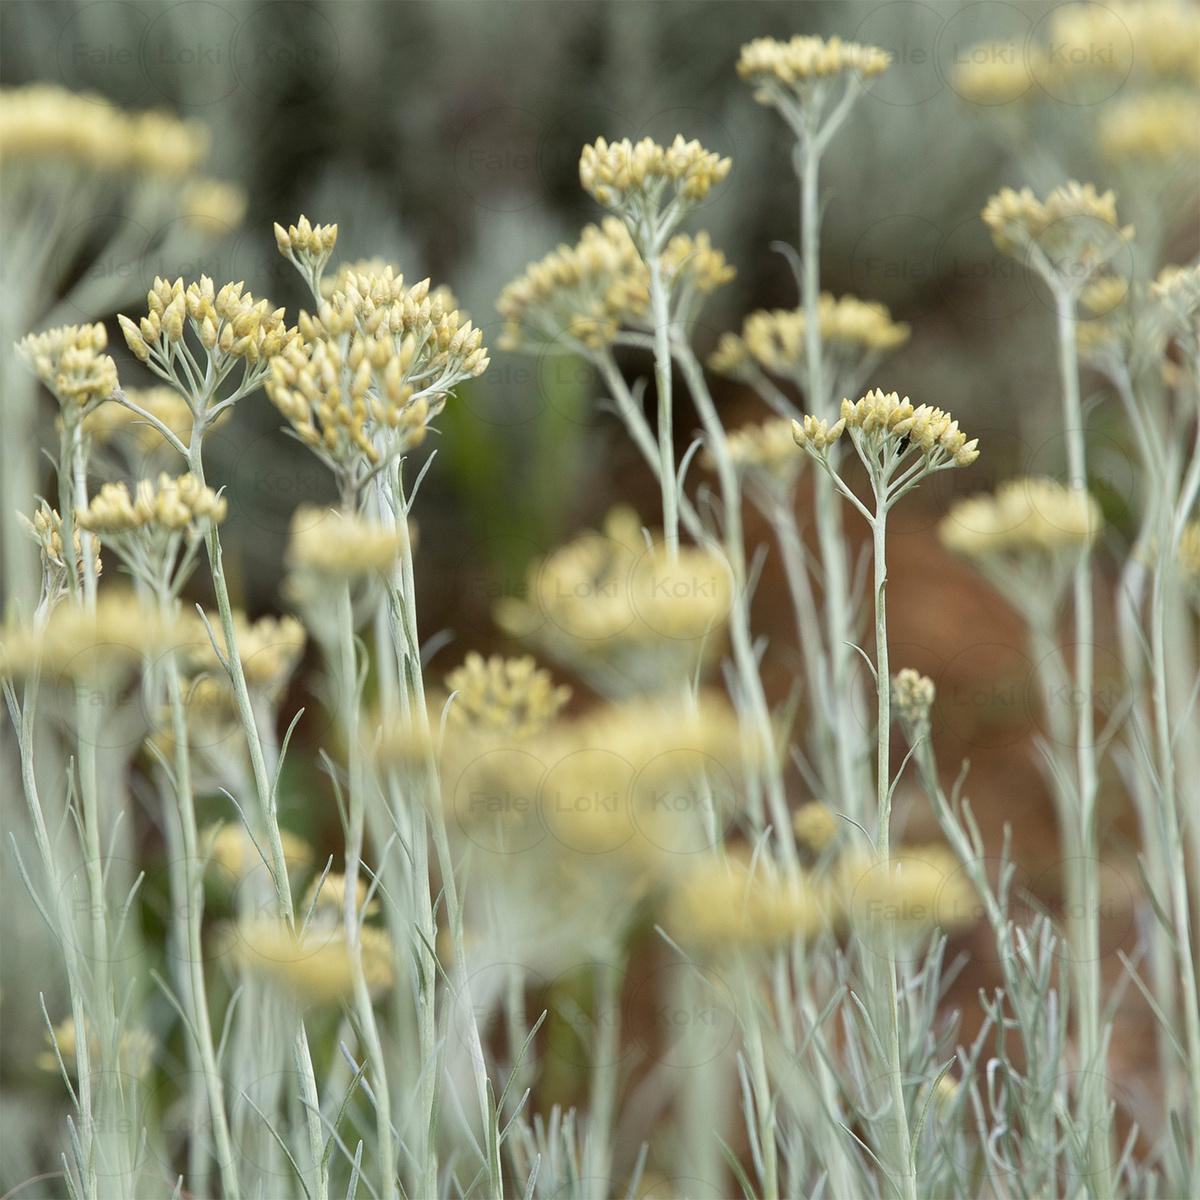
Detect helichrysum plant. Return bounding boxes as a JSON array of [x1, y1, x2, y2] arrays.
[[3, 17, 1200, 1200]]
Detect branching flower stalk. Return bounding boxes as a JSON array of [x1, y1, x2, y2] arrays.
[[983, 181, 1134, 1189], [795, 389, 978, 1200]]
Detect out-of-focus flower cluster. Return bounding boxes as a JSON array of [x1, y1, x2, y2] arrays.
[[17, 323, 118, 419], [77, 473, 225, 536], [0, 84, 209, 175], [737, 35, 890, 92], [498, 219, 734, 353], [286, 506, 407, 580], [495, 506, 733, 696], [444, 652, 572, 740], [709, 294, 909, 399]]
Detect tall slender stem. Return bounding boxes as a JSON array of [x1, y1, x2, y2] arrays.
[[648, 252, 679, 561]]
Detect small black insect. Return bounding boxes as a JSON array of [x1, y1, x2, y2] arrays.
[[897, 433, 912, 455]]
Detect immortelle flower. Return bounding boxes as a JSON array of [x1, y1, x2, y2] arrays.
[[266, 260, 487, 503], [19, 501, 101, 605], [444, 652, 572, 739], [951, 42, 1041, 106], [982, 182, 1132, 293], [16, 323, 118, 421], [286, 506, 407, 579], [0, 587, 190, 685], [181, 177, 248, 236], [202, 821, 312, 884], [494, 505, 733, 697], [1099, 93, 1200, 164], [223, 918, 394, 1006], [664, 854, 828, 953], [1151, 262, 1200, 357], [82, 386, 200, 455], [119, 276, 294, 391], [188, 612, 307, 702], [76, 473, 226, 593], [832, 845, 978, 948], [710, 294, 909, 412], [497, 218, 734, 354], [736, 35, 890, 139], [0, 83, 210, 175], [706, 417, 808, 498], [38, 1016, 155, 1079], [891, 668, 935, 745], [939, 478, 1102, 616], [793, 800, 840, 854], [794, 389, 979, 472]]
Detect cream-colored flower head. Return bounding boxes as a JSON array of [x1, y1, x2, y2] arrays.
[[982, 183, 1131, 289], [119, 275, 294, 370], [497, 217, 649, 352], [17, 323, 118, 418], [720, 417, 805, 480], [286, 506, 406, 579], [710, 295, 909, 408], [833, 846, 978, 947], [274, 214, 338, 260], [664, 853, 827, 953], [495, 506, 733, 696], [939, 478, 1102, 561], [738, 35, 890, 91], [82, 386, 199, 453], [891, 668, 935, 743], [1100, 93, 1200, 164], [444, 652, 571, 739], [794, 389, 979, 471], [181, 178, 247, 235], [0, 588, 189, 683], [793, 801, 839, 854], [19, 502, 101, 599], [267, 266, 486, 491], [77, 472, 226, 537], [302, 872, 378, 921], [188, 612, 306, 701], [224, 918, 394, 1006], [952, 43, 1039, 105], [1151, 263, 1200, 356], [38, 1015, 155, 1079], [0, 84, 209, 175], [579, 134, 731, 210], [497, 219, 733, 354], [201, 821, 312, 883]]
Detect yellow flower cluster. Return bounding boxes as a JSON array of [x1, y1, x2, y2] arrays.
[[286, 506, 407, 578], [793, 389, 979, 467], [737, 35, 891, 90], [189, 612, 307, 700], [0, 588, 188, 682], [891, 668, 936, 736], [17, 323, 118, 415], [982, 182, 1127, 257], [939, 478, 1102, 560], [710, 417, 805, 485], [0, 84, 209, 175], [224, 918, 394, 1006], [710, 295, 910, 381], [83, 386, 196, 450], [267, 268, 486, 469], [302, 872, 378, 920], [1180, 521, 1200, 587], [202, 821, 312, 882], [274, 215, 338, 260], [1099, 93, 1200, 163], [495, 507, 733, 693], [1046, 2, 1200, 85], [664, 842, 974, 953], [444, 652, 572, 739], [792, 801, 839, 853], [951, 44, 1036, 105], [579, 135, 731, 209], [497, 217, 648, 351], [76, 473, 225, 537], [20, 501, 100, 582], [497, 219, 734, 353], [37, 1016, 156, 1079], [119, 276, 293, 366], [181, 177, 248, 235]]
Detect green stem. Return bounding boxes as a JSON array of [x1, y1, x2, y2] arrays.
[[648, 252, 679, 562], [165, 650, 241, 1200]]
